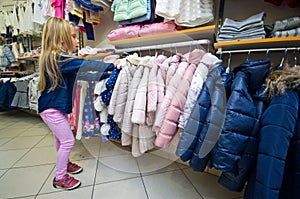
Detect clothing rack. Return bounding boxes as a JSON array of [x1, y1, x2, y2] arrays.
[[114, 39, 212, 54], [216, 47, 300, 54]]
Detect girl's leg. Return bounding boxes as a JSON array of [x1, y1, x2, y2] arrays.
[[40, 108, 75, 180], [54, 134, 60, 152]]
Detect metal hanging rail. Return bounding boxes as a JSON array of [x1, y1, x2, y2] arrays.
[[114, 39, 212, 54], [216, 47, 300, 54]]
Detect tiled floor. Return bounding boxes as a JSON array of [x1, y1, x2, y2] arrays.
[[0, 110, 244, 199]]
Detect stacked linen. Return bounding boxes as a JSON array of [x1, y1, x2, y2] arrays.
[[217, 12, 266, 42], [155, 0, 214, 27], [271, 16, 300, 38]]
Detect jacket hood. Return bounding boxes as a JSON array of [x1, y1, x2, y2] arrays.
[[233, 58, 271, 94], [138, 56, 155, 68], [265, 65, 300, 97], [126, 53, 141, 66]]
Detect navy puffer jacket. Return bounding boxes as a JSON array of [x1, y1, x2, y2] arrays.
[[211, 58, 270, 174], [253, 90, 299, 199], [218, 86, 268, 192], [279, 113, 300, 199]]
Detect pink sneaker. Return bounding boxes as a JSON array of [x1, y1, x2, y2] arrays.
[[53, 174, 81, 190], [67, 162, 83, 174]]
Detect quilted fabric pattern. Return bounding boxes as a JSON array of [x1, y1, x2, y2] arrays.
[[155, 0, 214, 27]]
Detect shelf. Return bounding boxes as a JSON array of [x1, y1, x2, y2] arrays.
[[17, 55, 40, 61], [214, 36, 300, 53], [108, 25, 216, 49]]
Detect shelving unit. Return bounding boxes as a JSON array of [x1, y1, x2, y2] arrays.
[[108, 25, 216, 49], [214, 36, 300, 54]]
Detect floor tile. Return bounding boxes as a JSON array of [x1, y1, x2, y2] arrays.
[[15, 196, 36, 199], [136, 153, 180, 175], [0, 169, 7, 178], [93, 177, 148, 199], [36, 186, 93, 199], [0, 135, 45, 150], [0, 137, 13, 146], [143, 170, 202, 199], [0, 149, 30, 169], [39, 159, 97, 194], [81, 141, 101, 158], [69, 141, 94, 161], [0, 164, 54, 198], [35, 134, 55, 148], [182, 168, 244, 199], [0, 122, 14, 129], [19, 127, 50, 136], [98, 154, 140, 174], [95, 161, 140, 184], [0, 110, 249, 199], [11, 121, 36, 129], [98, 140, 130, 157], [14, 146, 56, 167], [0, 127, 27, 138]]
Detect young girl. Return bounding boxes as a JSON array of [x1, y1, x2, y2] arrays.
[[38, 17, 113, 190]]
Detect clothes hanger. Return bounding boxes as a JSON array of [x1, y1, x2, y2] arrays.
[[246, 50, 251, 60], [293, 49, 298, 67], [265, 49, 270, 58], [227, 52, 231, 69], [280, 48, 288, 67]]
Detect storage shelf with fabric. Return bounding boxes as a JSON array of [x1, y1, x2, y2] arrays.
[[214, 36, 300, 53], [108, 25, 216, 49]]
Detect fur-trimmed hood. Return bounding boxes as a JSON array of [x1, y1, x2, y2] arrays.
[[265, 65, 300, 97]]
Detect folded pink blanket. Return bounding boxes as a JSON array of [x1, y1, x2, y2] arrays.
[[139, 21, 177, 37], [107, 21, 178, 41], [107, 25, 141, 41]]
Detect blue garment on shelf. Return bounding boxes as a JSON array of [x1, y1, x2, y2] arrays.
[[74, 0, 103, 12]]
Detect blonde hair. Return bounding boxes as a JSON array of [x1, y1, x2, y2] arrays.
[[38, 17, 75, 92]]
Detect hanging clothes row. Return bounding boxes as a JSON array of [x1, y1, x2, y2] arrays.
[[175, 51, 300, 199], [72, 47, 227, 158], [0, 72, 39, 112]]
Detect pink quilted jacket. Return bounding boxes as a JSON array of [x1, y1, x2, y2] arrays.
[[155, 63, 197, 148], [153, 59, 189, 134]]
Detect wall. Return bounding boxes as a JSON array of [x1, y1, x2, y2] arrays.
[[84, 9, 118, 49]]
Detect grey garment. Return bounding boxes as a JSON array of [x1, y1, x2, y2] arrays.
[[221, 21, 264, 32], [217, 35, 266, 42], [218, 12, 265, 42], [11, 80, 29, 109], [219, 28, 265, 38], [272, 27, 300, 38], [272, 16, 300, 32], [221, 12, 264, 30], [220, 26, 265, 34]]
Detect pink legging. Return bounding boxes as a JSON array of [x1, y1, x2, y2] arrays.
[[40, 108, 74, 180]]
